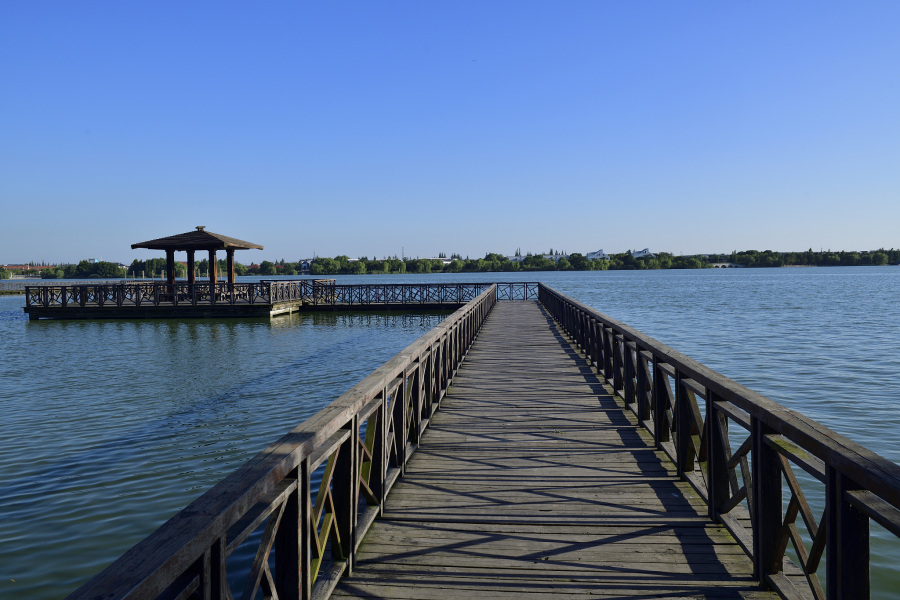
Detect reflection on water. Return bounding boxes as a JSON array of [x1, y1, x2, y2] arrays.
[[1, 267, 898, 597]]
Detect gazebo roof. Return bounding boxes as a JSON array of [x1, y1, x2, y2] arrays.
[[131, 226, 264, 251]]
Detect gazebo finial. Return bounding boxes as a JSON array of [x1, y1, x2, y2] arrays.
[[196, 225, 206, 231]]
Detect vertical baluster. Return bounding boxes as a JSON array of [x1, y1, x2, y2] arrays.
[[751, 419, 782, 586], [826, 468, 869, 600]]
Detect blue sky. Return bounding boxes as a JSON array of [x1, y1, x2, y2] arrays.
[[2, 2, 898, 264]]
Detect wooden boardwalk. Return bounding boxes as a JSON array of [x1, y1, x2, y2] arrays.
[[333, 301, 775, 599]]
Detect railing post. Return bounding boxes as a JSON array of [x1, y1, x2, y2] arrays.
[[612, 334, 623, 394], [332, 418, 358, 573], [674, 371, 691, 477], [652, 359, 669, 446], [300, 457, 312, 600], [274, 465, 302, 600], [826, 467, 869, 600], [392, 379, 408, 475], [752, 418, 782, 587], [410, 369, 422, 445], [623, 343, 635, 408], [636, 351, 649, 424], [603, 327, 614, 379], [372, 391, 388, 511], [201, 537, 227, 599], [706, 392, 730, 522]]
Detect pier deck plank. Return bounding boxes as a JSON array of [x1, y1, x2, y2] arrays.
[[332, 301, 778, 599]]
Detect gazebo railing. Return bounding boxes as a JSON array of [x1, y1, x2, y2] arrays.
[[25, 281, 288, 309]]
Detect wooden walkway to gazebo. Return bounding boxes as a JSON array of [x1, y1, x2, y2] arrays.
[[331, 301, 776, 599]]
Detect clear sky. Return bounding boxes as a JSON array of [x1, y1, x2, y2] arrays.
[[2, 2, 898, 264]]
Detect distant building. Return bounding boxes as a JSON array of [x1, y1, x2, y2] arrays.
[[586, 250, 608, 261], [631, 248, 654, 259]]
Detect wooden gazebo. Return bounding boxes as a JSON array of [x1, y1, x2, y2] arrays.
[[132, 226, 263, 295]]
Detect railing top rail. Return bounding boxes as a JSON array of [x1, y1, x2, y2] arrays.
[[538, 283, 900, 510], [66, 284, 497, 599]]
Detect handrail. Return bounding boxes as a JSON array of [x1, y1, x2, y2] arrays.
[[65, 285, 497, 600], [538, 283, 900, 600]]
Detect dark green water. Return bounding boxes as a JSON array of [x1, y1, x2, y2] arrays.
[[1, 267, 898, 597]]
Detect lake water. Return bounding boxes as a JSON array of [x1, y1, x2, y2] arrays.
[[1, 267, 898, 597]]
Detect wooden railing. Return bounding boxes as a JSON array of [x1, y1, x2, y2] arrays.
[[25, 281, 290, 308], [538, 284, 900, 600], [25, 281, 539, 310], [65, 285, 497, 600], [303, 282, 539, 306]]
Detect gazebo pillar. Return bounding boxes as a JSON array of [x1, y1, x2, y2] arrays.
[[226, 249, 235, 284], [209, 249, 217, 297], [165, 250, 176, 285], [187, 250, 196, 286]]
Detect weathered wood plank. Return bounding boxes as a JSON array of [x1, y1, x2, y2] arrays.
[[333, 302, 778, 599]]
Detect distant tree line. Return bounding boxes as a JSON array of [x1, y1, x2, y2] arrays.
[[8, 248, 897, 281], [305, 252, 708, 274], [37, 260, 125, 279], [706, 248, 899, 268]]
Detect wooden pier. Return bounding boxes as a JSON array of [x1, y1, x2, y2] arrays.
[[64, 285, 900, 600], [332, 301, 773, 599]]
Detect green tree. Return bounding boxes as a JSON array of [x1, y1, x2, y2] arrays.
[[567, 253, 589, 270], [259, 261, 277, 276], [0, 268, 10, 280], [310, 257, 338, 275]]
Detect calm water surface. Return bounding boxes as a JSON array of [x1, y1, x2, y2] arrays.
[[1, 267, 898, 597]]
